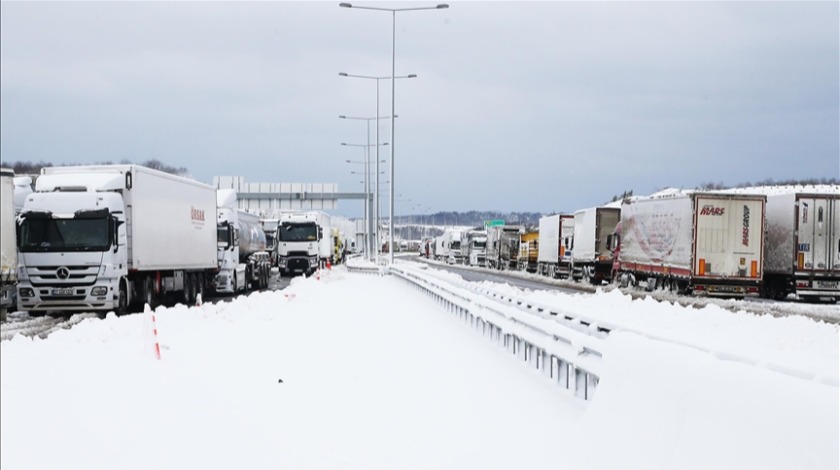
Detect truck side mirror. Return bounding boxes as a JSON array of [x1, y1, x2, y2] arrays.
[[113, 218, 124, 253]]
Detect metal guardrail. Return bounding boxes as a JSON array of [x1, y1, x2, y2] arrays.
[[385, 263, 839, 390], [389, 264, 604, 400]]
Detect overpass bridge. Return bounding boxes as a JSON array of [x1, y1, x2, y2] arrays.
[[213, 176, 371, 217]]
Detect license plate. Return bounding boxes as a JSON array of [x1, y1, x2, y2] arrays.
[[710, 285, 739, 292], [51, 288, 75, 296], [817, 281, 839, 289]]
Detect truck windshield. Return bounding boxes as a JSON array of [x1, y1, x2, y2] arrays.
[[278, 223, 318, 242], [18, 217, 110, 252], [474, 240, 487, 249], [450, 241, 461, 250]]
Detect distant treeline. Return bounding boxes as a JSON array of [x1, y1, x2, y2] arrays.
[[698, 177, 839, 190], [3, 159, 189, 177]]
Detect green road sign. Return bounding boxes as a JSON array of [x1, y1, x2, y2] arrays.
[[484, 219, 505, 228]]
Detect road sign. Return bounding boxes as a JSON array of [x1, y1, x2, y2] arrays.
[[484, 219, 505, 228]]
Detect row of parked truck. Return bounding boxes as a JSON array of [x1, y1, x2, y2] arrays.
[[422, 187, 839, 302], [0, 164, 341, 319]]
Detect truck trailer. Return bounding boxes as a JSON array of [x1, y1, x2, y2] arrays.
[[215, 189, 271, 294], [517, 230, 539, 272], [485, 225, 522, 270], [16, 165, 218, 314], [537, 213, 574, 279], [761, 187, 839, 301], [610, 190, 766, 297], [572, 205, 620, 284], [1, 168, 17, 320]]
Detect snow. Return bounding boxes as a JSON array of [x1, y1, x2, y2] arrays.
[[2, 262, 838, 470]]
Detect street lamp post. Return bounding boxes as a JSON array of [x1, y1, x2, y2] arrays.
[[340, 2, 449, 264], [339, 112, 399, 261], [343, 142, 388, 260]]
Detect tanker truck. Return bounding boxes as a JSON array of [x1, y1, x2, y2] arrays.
[[1, 168, 17, 320], [16, 164, 218, 314], [214, 189, 272, 294]]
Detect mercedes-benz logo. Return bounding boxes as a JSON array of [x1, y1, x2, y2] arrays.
[[56, 266, 70, 280]]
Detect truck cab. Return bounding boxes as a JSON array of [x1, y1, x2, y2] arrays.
[[275, 212, 321, 276], [17, 187, 127, 313]]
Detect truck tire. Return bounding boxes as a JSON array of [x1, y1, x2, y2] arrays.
[[194, 273, 205, 304], [182, 273, 193, 305], [116, 281, 129, 316], [144, 277, 158, 310]]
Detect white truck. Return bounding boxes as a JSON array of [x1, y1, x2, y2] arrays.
[[16, 164, 218, 314], [485, 225, 522, 270], [761, 187, 839, 301], [537, 214, 575, 279], [461, 230, 487, 267], [275, 211, 324, 276], [434, 234, 449, 262], [1, 168, 17, 320], [609, 191, 766, 297], [572, 205, 621, 284], [214, 189, 272, 294], [443, 229, 463, 264]]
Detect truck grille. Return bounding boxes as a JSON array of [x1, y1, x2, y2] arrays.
[[287, 259, 311, 271], [27, 266, 98, 286]]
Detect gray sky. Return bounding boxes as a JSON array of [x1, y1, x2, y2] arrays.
[[1, 1, 838, 218]]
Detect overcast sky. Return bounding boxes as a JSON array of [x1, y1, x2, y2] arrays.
[[1, 1, 838, 218]]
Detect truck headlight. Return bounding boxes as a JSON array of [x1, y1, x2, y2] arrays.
[[91, 286, 108, 296], [19, 288, 34, 298]]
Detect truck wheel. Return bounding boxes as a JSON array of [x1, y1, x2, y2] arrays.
[[116, 282, 129, 316], [194, 274, 204, 304], [144, 277, 158, 310], [182, 274, 193, 305]]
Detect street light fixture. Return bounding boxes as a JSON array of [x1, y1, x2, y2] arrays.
[[340, 2, 448, 264]]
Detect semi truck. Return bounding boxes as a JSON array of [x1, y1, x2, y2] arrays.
[[16, 164, 218, 314], [275, 211, 323, 276], [461, 230, 487, 267], [214, 189, 272, 294], [517, 230, 539, 272], [485, 225, 522, 270], [609, 191, 766, 297], [443, 229, 463, 264], [537, 213, 575, 279], [761, 187, 839, 301], [572, 205, 621, 284], [1, 168, 17, 320]]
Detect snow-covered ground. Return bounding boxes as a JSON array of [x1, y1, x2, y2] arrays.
[[1, 263, 837, 469]]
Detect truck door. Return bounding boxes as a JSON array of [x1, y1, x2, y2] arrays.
[[798, 195, 839, 274]]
